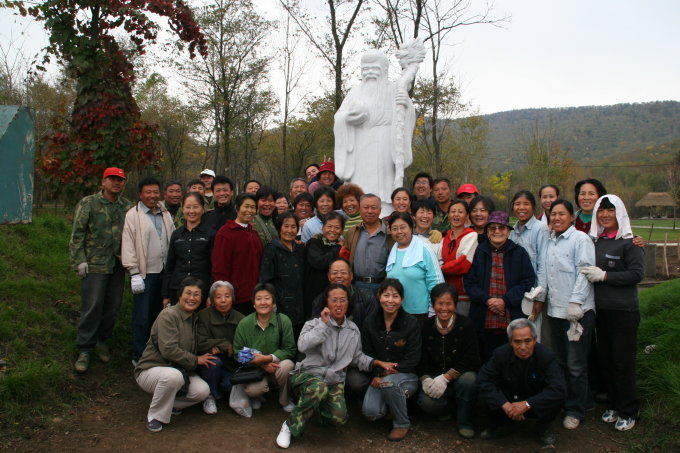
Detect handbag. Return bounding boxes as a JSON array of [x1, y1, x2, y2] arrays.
[[230, 312, 284, 385]]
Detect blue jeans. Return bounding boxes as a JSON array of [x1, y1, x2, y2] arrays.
[[549, 310, 595, 420], [353, 280, 380, 296], [132, 273, 163, 361], [416, 371, 477, 430], [76, 261, 125, 352], [199, 355, 233, 399], [362, 372, 419, 428]]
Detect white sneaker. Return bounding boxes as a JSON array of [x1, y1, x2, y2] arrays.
[[203, 396, 217, 415], [282, 399, 295, 413], [276, 421, 291, 448], [562, 415, 580, 430], [614, 416, 636, 432], [601, 409, 618, 423], [251, 397, 262, 410]]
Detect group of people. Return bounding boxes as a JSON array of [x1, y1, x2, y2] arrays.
[[69, 163, 644, 449]]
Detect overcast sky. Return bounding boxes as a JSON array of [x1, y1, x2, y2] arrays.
[[1, 0, 679, 115]]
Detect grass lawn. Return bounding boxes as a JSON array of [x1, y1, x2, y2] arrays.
[[0, 216, 132, 439], [631, 219, 679, 228], [632, 226, 680, 242]]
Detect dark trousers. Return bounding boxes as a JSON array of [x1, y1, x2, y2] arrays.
[[480, 329, 508, 363], [199, 355, 233, 400], [596, 309, 640, 418], [132, 272, 163, 361], [76, 261, 125, 352], [486, 405, 559, 434], [233, 302, 255, 316]]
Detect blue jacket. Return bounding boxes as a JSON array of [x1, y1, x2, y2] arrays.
[[464, 239, 536, 332]]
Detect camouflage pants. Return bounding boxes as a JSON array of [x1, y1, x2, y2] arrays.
[[287, 372, 348, 437]]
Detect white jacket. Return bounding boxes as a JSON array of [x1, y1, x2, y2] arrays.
[[121, 201, 175, 278]]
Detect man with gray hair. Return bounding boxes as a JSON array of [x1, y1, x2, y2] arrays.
[[477, 319, 566, 448]]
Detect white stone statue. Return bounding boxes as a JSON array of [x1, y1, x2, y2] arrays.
[[334, 40, 425, 214]]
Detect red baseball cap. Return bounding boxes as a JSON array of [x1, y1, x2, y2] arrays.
[[103, 167, 126, 179], [456, 183, 478, 196], [318, 161, 336, 175]]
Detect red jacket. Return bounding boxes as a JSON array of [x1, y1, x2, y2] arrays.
[[441, 227, 477, 302], [212, 220, 263, 304]]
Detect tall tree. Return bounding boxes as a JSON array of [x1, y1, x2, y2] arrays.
[[179, 0, 273, 182], [279, 0, 367, 110], [6, 0, 207, 199]]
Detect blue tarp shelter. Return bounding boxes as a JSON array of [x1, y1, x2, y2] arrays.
[[0, 106, 35, 224]]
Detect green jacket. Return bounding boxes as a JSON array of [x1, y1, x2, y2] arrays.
[[253, 213, 278, 247], [134, 304, 199, 379], [197, 306, 244, 372], [69, 191, 132, 273], [233, 312, 296, 362], [432, 201, 451, 234]]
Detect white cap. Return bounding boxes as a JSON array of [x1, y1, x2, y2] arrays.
[[200, 169, 215, 178]]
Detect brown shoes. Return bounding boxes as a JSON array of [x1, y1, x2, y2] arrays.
[[387, 427, 409, 442]]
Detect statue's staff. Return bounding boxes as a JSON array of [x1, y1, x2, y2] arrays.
[[394, 39, 425, 187]]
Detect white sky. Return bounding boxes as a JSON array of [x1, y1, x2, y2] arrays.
[[1, 0, 679, 115]]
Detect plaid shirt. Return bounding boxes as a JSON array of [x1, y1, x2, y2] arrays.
[[485, 249, 510, 330]]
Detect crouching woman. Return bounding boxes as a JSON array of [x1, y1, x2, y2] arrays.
[[134, 276, 217, 432], [275, 283, 397, 448]]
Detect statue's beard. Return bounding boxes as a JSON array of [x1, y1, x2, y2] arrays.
[[358, 78, 390, 119]]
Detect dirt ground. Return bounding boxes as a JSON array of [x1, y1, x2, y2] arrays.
[[4, 363, 638, 453]]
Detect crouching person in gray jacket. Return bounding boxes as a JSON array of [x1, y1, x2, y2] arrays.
[[275, 283, 397, 449]]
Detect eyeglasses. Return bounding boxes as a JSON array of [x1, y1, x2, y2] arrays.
[[488, 225, 508, 232], [329, 298, 348, 303]]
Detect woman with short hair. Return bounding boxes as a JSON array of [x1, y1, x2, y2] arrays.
[[212, 193, 263, 315], [361, 279, 422, 442], [259, 212, 306, 337], [135, 277, 215, 432], [469, 196, 495, 238], [232, 283, 297, 417], [386, 211, 444, 319], [162, 192, 214, 307], [336, 183, 364, 234], [275, 284, 396, 448], [300, 186, 337, 243], [573, 178, 607, 233], [197, 280, 244, 414], [538, 184, 560, 225]]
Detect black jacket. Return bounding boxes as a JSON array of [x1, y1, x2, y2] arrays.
[[303, 235, 341, 314], [162, 222, 214, 298], [418, 315, 481, 377], [593, 237, 644, 311], [259, 239, 306, 326], [310, 284, 378, 331], [464, 239, 535, 332], [362, 308, 421, 376], [202, 203, 236, 233], [478, 343, 566, 418]]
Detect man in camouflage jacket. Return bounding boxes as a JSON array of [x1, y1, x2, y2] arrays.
[[69, 167, 132, 373]]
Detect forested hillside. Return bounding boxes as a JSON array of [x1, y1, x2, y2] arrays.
[[485, 101, 680, 170]]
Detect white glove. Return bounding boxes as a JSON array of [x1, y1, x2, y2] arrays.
[[77, 262, 88, 278], [421, 377, 435, 397], [430, 374, 450, 399], [580, 266, 606, 283], [566, 302, 583, 322], [567, 321, 584, 341], [131, 275, 145, 294]]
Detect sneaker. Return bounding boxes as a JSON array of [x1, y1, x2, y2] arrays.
[[282, 399, 295, 413], [458, 427, 475, 439], [562, 415, 580, 430], [251, 397, 262, 410], [132, 359, 138, 367], [171, 408, 182, 416], [276, 421, 291, 448], [74, 352, 91, 373], [601, 409, 618, 423], [614, 417, 636, 432], [539, 428, 556, 446], [146, 419, 163, 433], [95, 343, 110, 363], [203, 396, 217, 415]]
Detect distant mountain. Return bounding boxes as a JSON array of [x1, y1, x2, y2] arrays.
[[484, 101, 680, 170]]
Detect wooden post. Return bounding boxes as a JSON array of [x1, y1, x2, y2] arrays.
[[663, 233, 669, 277], [648, 223, 654, 241]]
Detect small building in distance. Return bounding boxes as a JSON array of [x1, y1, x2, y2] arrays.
[[635, 192, 677, 219]]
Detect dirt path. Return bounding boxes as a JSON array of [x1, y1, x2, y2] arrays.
[[4, 364, 635, 453]]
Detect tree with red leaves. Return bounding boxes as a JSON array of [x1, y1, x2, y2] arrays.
[[5, 0, 207, 199]]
